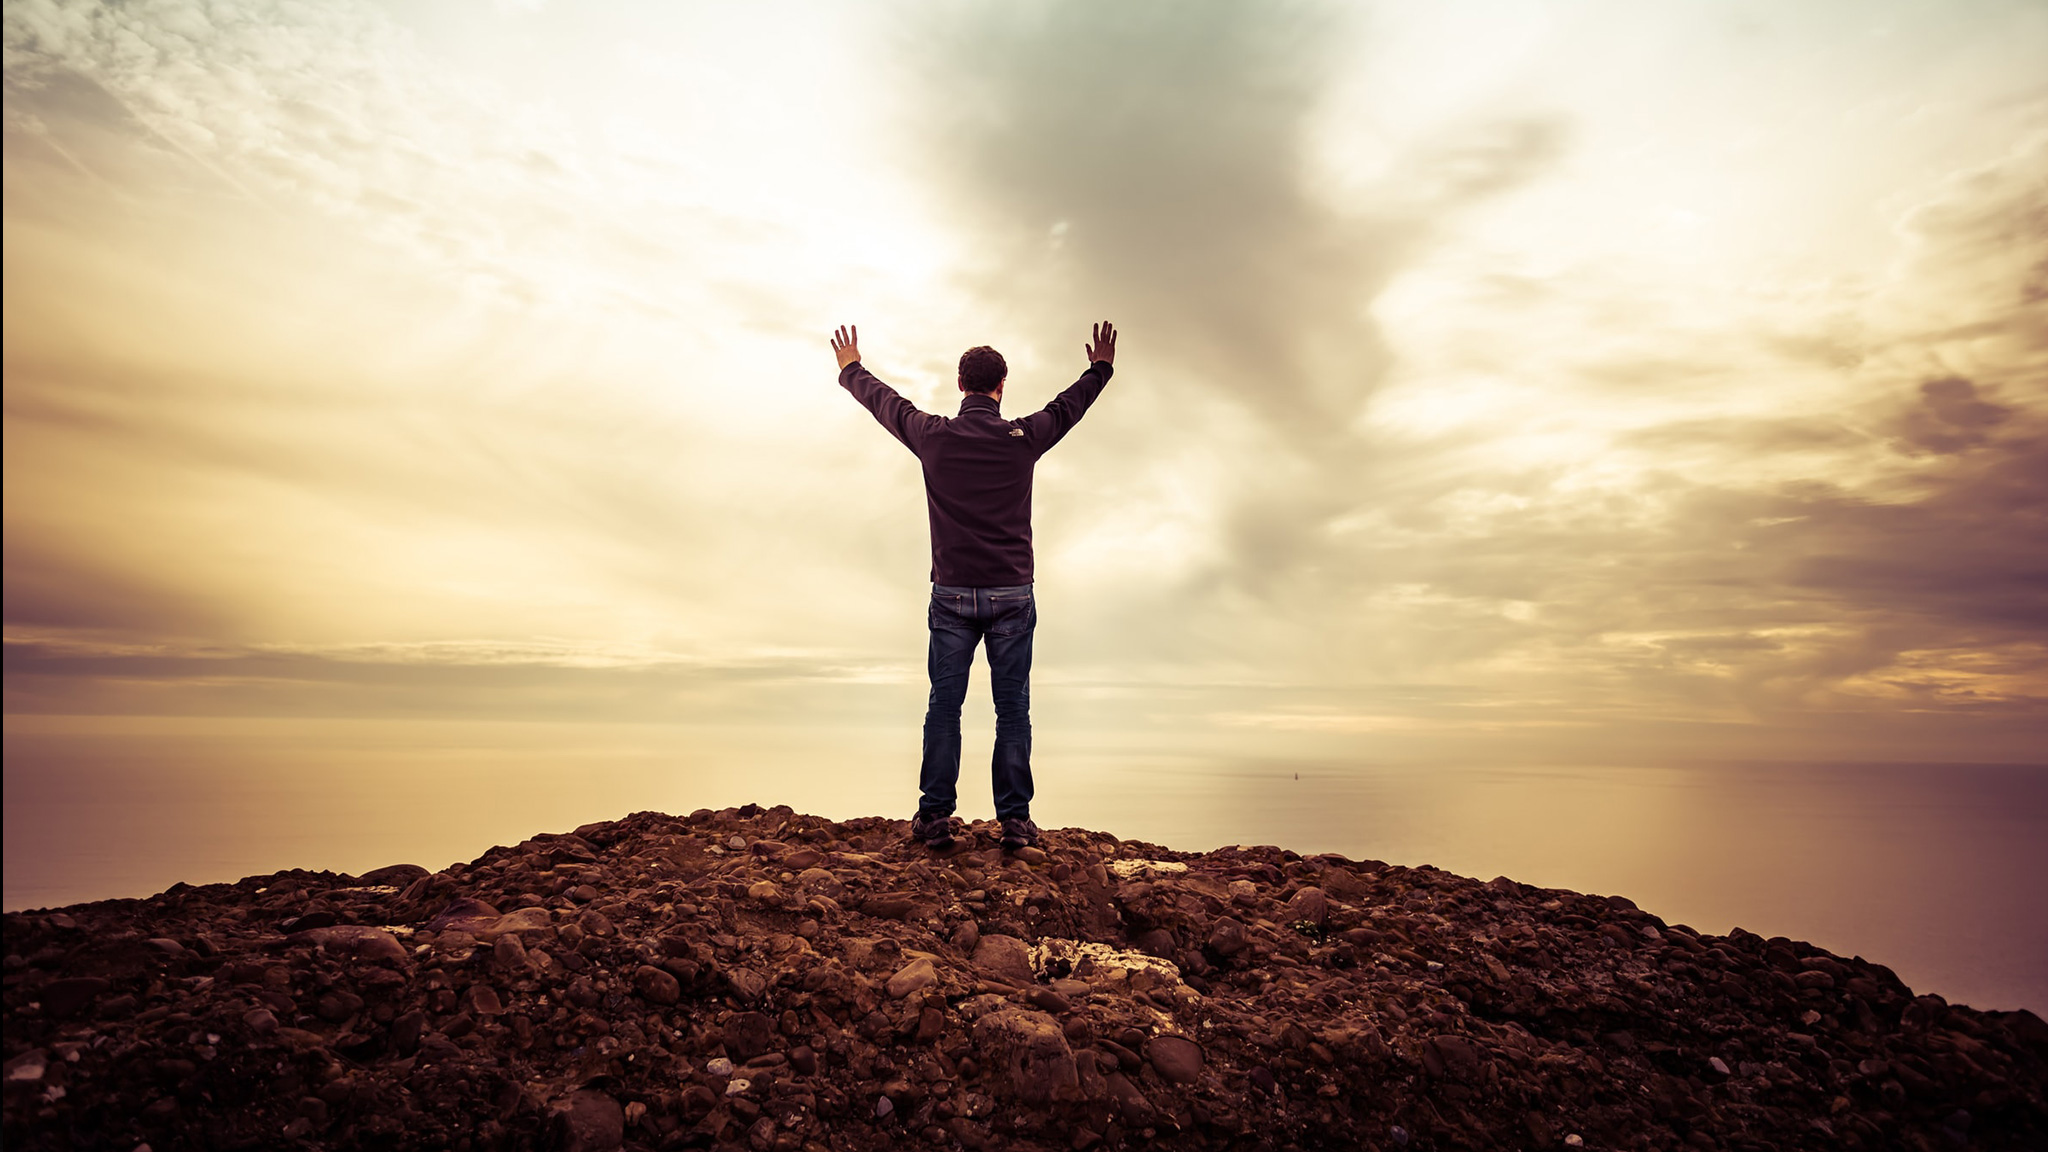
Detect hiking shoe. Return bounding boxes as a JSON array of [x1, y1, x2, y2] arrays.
[[998, 817, 1041, 852], [910, 810, 960, 850]]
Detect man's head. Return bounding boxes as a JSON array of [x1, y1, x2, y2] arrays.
[[958, 345, 1007, 398]]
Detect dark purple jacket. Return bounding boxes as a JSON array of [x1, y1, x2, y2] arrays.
[[839, 360, 1114, 586]]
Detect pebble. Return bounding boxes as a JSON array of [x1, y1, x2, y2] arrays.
[[885, 957, 938, 999], [633, 964, 680, 1005], [557, 1090, 624, 1152], [1145, 1035, 1204, 1084]]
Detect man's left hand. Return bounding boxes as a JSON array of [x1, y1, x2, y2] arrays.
[[832, 324, 861, 370]]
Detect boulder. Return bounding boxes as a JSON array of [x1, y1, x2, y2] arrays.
[[971, 1008, 1077, 1104]]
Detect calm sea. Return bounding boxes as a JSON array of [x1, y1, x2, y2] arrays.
[[5, 715, 2043, 1014]]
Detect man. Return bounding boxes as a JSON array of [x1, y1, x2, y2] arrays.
[[831, 321, 1118, 852]]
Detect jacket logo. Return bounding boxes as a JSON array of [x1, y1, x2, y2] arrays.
[[1009, 428, 1024, 437]]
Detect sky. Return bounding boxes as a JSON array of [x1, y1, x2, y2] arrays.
[[5, 0, 2047, 771]]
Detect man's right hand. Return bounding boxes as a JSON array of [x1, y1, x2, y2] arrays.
[[832, 324, 861, 370], [1085, 320, 1117, 366]]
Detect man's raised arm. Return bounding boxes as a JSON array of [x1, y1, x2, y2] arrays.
[[1021, 320, 1118, 454], [832, 324, 936, 454]]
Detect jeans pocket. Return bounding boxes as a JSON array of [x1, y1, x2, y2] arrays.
[[988, 595, 1036, 637], [931, 592, 972, 621]]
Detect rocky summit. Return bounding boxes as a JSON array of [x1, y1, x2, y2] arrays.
[[4, 806, 2044, 1151]]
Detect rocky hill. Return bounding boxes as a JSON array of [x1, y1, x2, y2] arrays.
[[4, 805, 2044, 1150]]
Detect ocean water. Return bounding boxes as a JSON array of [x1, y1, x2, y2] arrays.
[[5, 714, 2044, 1014]]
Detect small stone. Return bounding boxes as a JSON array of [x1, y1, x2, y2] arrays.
[[1429, 1035, 1481, 1081], [971, 934, 1034, 985], [747, 881, 782, 905], [950, 920, 980, 954], [242, 1008, 278, 1035], [726, 1078, 752, 1096], [633, 965, 681, 1005], [559, 1088, 625, 1152], [723, 1012, 776, 1060], [887, 957, 938, 999], [796, 868, 845, 899], [291, 925, 409, 966], [568, 885, 601, 903], [1285, 886, 1328, 925], [1206, 918, 1247, 956], [1145, 1035, 1203, 1084], [973, 1008, 1078, 1103], [789, 1045, 818, 1075], [466, 985, 504, 1016], [1025, 988, 1071, 1014], [874, 1095, 893, 1119], [425, 897, 501, 934], [493, 934, 528, 969], [1391, 1125, 1411, 1146], [706, 1057, 735, 1077], [725, 968, 767, 1002], [1564, 1136, 1584, 1148], [1709, 1056, 1731, 1077], [41, 977, 110, 1017], [4, 1050, 46, 1082]]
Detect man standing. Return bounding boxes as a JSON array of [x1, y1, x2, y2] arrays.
[[831, 321, 1118, 852]]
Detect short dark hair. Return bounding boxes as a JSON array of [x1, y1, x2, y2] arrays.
[[958, 346, 1007, 394]]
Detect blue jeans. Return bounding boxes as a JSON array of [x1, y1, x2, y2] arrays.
[[920, 583, 1035, 822]]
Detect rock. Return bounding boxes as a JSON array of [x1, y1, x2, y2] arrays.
[[243, 1008, 278, 1034], [1285, 886, 1328, 925], [4, 1050, 46, 1082], [723, 1012, 776, 1060], [557, 1088, 625, 1152], [41, 977, 109, 1017], [1206, 917, 1248, 956], [633, 965, 680, 1005], [950, 920, 980, 953], [1025, 988, 1071, 1014], [493, 934, 528, 969], [358, 863, 430, 886], [971, 1008, 1077, 1104], [425, 897, 501, 934], [747, 880, 782, 905], [466, 985, 503, 1016], [971, 934, 1033, 985], [483, 907, 553, 938], [290, 925, 409, 966], [1132, 928, 1176, 958], [862, 895, 917, 920], [796, 868, 845, 899], [725, 968, 767, 1002], [789, 1045, 818, 1075], [887, 957, 939, 999], [1429, 1035, 1482, 1081], [1145, 1035, 1203, 1084]]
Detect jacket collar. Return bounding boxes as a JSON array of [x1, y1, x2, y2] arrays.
[[958, 393, 1002, 415]]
